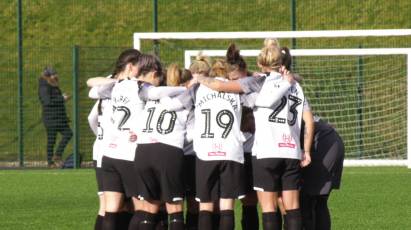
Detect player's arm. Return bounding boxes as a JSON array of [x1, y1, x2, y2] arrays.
[[87, 77, 116, 87], [194, 74, 266, 95], [301, 107, 314, 167], [145, 86, 186, 100], [254, 70, 295, 108], [159, 85, 196, 111], [87, 101, 99, 136], [38, 79, 51, 105], [88, 84, 115, 99]]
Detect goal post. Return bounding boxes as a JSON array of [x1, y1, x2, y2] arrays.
[[133, 30, 411, 168], [184, 48, 411, 168]]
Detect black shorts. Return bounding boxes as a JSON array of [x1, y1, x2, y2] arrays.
[[195, 158, 245, 202], [101, 156, 138, 198], [243, 153, 254, 194], [94, 160, 104, 195], [183, 154, 196, 196], [135, 143, 184, 203], [252, 157, 301, 192]]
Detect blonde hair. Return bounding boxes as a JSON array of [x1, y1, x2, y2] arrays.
[[210, 59, 228, 78], [166, 63, 193, 86], [190, 53, 211, 75], [257, 46, 282, 70], [263, 38, 280, 48]]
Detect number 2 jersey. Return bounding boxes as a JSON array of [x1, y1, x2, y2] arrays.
[[104, 78, 146, 161], [252, 73, 305, 160]]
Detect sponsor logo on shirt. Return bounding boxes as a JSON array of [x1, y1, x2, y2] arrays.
[[208, 142, 226, 156], [278, 133, 296, 149]]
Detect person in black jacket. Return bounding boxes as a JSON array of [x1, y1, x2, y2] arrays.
[[38, 67, 73, 168]]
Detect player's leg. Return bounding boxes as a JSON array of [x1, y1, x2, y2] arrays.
[[219, 161, 246, 230], [160, 143, 185, 230], [281, 159, 302, 230], [95, 164, 106, 230], [184, 155, 198, 230], [314, 195, 331, 230], [100, 157, 128, 230], [196, 159, 219, 230], [241, 154, 259, 230], [253, 157, 282, 230]]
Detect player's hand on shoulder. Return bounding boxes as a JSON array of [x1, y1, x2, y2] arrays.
[[129, 131, 137, 142], [280, 66, 295, 84]]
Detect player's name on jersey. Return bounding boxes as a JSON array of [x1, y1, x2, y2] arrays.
[[196, 92, 239, 111], [113, 95, 130, 104]]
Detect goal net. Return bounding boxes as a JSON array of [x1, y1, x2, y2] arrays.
[[133, 30, 411, 168]]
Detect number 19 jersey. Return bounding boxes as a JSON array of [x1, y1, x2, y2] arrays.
[[252, 73, 305, 160], [193, 80, 245, 163]]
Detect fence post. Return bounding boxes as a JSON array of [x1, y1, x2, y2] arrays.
[[356, 45, 365, 157], [72, 45, 79, 168], [17, 0, 24, 167], [153, 0, 159, 56], [290, 0, 297, 49]]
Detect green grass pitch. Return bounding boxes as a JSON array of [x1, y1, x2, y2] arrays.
[[0, 167, 410, 229]]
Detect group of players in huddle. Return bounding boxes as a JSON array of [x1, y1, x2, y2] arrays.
[[87, 38, 345, 230]]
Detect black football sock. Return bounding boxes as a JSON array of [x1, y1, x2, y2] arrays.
[[102, 212, 118, 230], [169, 212, 184, 230], [262, 212, 281, 230], [241, 205, 259, 230], [284, 209, 302, 230], [219, 210, 234, 230], [94, 215, 104, 230], [198, 211, 213, 230], [139, 211, 157, 230], [155, 210, 168, 230], [128, 210, 144, 230], [185, 211, 198, 230], [212, 212, 220, 230], [117, 212, 133, 230]]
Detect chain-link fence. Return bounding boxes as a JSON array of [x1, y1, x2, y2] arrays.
[[0, 0, 410, 167]]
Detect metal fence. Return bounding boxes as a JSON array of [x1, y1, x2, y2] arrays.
[[0, 0, 410, 167]]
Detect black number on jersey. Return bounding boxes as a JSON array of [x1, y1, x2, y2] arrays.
[[268, 95, 302, 126], [201, 109, 234, 139], [201, 109, 214, 138], [112, 106, 131, 130], [97, 122, 103, 140], [143, 107, 155, 133], [157, 110, 177, 134], [143, 107, 177, 134]]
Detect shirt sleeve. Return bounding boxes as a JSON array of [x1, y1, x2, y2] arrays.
[[38, 79, 51, 106], [303, 98, 311, 112], [88, 83, 115, 99], [88, 101, 99, 136], [176, 84, 198, 110], [238, 76, 266, 94]]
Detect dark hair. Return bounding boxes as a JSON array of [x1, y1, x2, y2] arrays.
[[112, 49, 141, 77], [137, 54, 163, 78], [281, 47, 292, 70], [226, 43, 247, 72]]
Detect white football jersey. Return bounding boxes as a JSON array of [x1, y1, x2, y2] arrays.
[[92, 99, 112, 167], [104, 79, 145, 161], [193, 78, 245, 163], [137, 93, 189, 149], [252, 73, 305, 160]]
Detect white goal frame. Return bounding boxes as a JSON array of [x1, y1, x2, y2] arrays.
[[133, 29, 411, 168]]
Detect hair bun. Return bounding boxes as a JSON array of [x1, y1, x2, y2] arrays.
[[226, 43, 240, 64]]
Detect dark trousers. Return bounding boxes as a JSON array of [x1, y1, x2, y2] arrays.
[[44, 120, 73, 163]]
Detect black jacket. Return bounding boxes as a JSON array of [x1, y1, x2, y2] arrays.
[[38, 78, 69, 124]]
